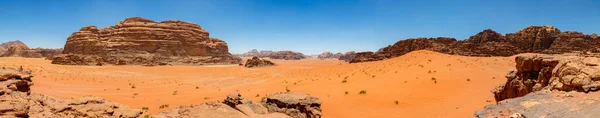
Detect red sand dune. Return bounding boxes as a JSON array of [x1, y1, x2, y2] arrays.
[[1, 50, 528, 117]]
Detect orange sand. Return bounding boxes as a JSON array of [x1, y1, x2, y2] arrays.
[[1, 50, 520, 117]]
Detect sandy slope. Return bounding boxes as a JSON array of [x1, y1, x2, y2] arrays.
[[0, 50, 522, 117]]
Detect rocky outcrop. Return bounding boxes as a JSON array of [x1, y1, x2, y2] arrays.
[[263, 92, 322, 118], [0, 40, 62, 58], [0, 40, 27, 54], [50, 54, 105, 66], [1, 45, 32, 57], [317, 51, 355, 62], [338, 51, 356, 62], [0, 68, 144, 118], [157, 92, 322, 118], [349, 52, 385, 63], [244, 57, 275, 68], [242, 49, 306, 60], [317, 52, 335, 59], [52, 17, 241, 66], [270, 51, 306, 60], [243, 49, 261, 57], [492, 54, 600, 102], [474, 91, 600, 118], [351, 26, 600, 63], [544, 31, 600, 54]]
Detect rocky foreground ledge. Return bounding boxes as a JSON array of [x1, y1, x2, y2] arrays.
[[475, 54, 600, 117], [157, 92, 322, 118], [0, 67, 322, 118]]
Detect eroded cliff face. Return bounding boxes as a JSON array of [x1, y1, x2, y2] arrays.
[[0, 40, 62, 58], [492, 54, 600, 102], [475, 54, 600, 118], [242, 49, 306, 60], [317, 51, 356, 62], [351, 26, 600, 63], [53, 17, 241, 66]]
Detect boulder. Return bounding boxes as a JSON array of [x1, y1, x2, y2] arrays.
[[244, 57, 275, 68], [243, 49, 261, 57], [317, 52, 334, 59], [338, 51, 356, 62], [350, 52, 385, 63], [268, 51, 306, 60], [318, 51, 352, 61], [263, 92, 322, 118]]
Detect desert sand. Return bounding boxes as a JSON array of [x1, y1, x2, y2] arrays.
[[1, 50, 522, 117]]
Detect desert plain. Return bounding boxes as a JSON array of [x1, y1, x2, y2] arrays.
[[1, 50, 542, 117]]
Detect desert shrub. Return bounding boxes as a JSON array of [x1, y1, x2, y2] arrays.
[[159, 104, 169, 109], [359, 90, 367, 94]]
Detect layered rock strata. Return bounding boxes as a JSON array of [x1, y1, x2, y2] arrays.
[[52, 17, 241, 66], [351, 26, 600, 63]]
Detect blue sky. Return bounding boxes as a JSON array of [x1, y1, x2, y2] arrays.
[[0, 0, 598, 54]]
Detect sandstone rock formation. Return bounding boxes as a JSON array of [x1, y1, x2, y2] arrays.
[[338, 51, 356, 62], [318, 51, 355, 62], [242, 49, 306, 60], [351, 26, 600, 63], [243, 49, 262, 57], [474, 91, 600, 118], [157, 92, 322, 118], [51, 17, 241, 66], [244, 57, 276, 68], [0, 68, 144, 118], [0, 40, 62, 58], [317, 52, 335, 59], [492, 54, 600, 102], [475, 54, 600, 117], [317, 52, 344, 59], [263, 92, 322, 118], [0, 40, 28, 54], [270, 51, 306, 60]]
